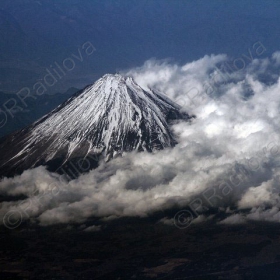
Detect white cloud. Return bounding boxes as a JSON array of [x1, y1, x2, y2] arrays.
[[158, 217, 174, 226], [219, 214, 246, 225], [2, 52, 280, 226], [246, 206, 280, 223], [238, 180, 274, 209], [84, 225, 101, 232]]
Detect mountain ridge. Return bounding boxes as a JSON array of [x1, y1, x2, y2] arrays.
[[0, 74, 192, 178]]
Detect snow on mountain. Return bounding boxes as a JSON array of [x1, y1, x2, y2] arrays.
[[0, 74, 192, 178]]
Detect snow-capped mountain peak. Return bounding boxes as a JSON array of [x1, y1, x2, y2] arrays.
[[0, 74, 192, 178]]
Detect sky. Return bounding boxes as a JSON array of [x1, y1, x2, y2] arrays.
[[1, 1, 280, 231], [1, 0, 280, 136], [0, 0, 280, 93]]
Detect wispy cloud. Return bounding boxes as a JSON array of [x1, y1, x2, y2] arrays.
[[2, 48, 280, 228]]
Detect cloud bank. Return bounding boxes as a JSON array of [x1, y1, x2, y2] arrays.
[[2, 48, 280, 228]]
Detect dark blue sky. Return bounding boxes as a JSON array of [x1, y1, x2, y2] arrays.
[[0, 0, 279, 92], [0, 0, 279, 136]]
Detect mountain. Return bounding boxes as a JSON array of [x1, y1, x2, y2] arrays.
[[0, 74, 192, 178], [0, 87, 79, 138]]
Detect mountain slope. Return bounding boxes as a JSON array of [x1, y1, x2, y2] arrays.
[[0, 74, 192, 178]]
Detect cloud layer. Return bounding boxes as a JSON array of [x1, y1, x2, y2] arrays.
[[2, 50, 280, 228]]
